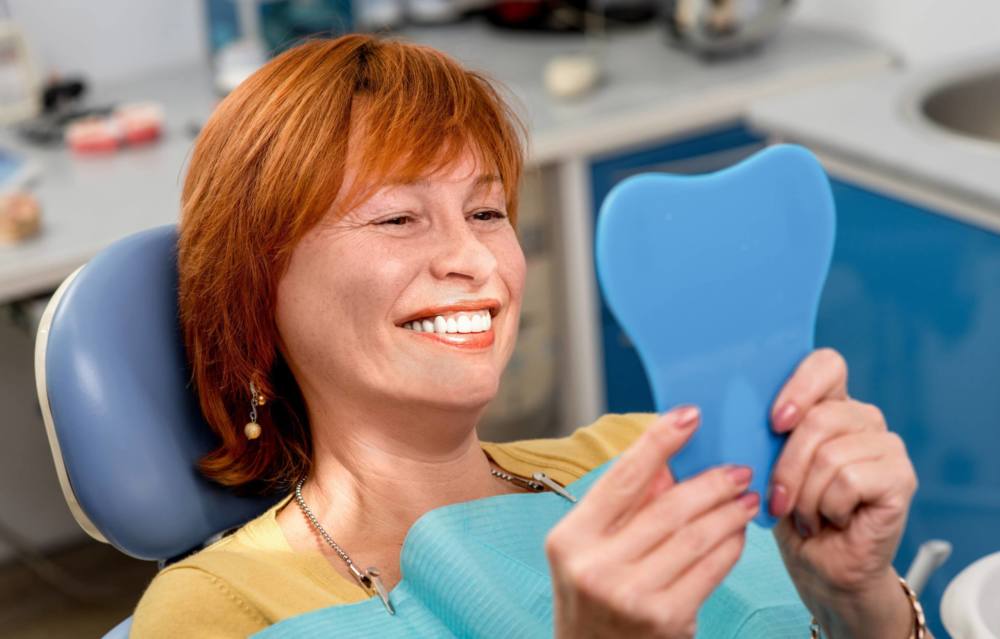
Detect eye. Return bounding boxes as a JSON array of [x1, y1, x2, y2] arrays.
[[471, 209, 507, 222], [376, 215, 412, 226]]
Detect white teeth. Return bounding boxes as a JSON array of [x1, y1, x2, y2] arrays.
[[402, 311, 495, 334]]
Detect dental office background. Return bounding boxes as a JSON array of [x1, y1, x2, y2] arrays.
[[1, 1, 999, 637]]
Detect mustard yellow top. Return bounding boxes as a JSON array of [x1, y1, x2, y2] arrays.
[[130, 413, 657, 638]]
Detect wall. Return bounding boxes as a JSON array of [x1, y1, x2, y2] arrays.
[[792, 0, 1000, 66], [7, 0, 207, 85]]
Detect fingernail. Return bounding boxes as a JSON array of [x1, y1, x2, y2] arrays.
[[773, 403, 799, 431], [793, 512, 813, 539], [738, 491, 760, 511], [768, 483, 789, 517], [726, 465, 752, 487], [675, 405, 700, 429]]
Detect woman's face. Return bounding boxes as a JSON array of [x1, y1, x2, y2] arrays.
[[276, 148, 526, 415]]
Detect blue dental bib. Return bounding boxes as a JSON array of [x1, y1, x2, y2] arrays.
[[255, 458, 810, 638]]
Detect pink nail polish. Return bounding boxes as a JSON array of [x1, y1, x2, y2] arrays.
[[726, 465, 752, 487], [773, 403, 799, 431], [768, 483, 789, 517], [738, 492, 760, 511], [675, 406, 700, 429]]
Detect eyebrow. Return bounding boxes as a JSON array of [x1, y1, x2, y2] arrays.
[[389, 174, 502, 189]]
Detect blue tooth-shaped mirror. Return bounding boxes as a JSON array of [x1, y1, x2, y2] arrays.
[[594, 144, 836, 527]]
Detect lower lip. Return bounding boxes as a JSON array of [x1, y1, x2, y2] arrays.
[[403, 327, 495, 350]]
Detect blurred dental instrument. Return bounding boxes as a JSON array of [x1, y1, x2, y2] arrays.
[[905, 539, 953, 597]]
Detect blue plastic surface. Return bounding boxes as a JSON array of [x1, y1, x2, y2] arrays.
[[42, 225, 277, 561], [594, 144, 836, 526], [591, 124, 767, 413], [255, 456, 810, 638]]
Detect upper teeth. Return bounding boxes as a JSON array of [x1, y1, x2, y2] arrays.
[[403, 310, 492, 334]]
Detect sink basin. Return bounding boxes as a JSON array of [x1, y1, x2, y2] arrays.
[[915, 65, 1000, 146], [941, 549, 1000, 638]]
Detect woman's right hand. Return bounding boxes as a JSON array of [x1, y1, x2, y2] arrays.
[[544, 406, 759, 639]]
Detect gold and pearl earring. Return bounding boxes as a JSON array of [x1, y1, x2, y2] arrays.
[[244, 380, 265, 440]]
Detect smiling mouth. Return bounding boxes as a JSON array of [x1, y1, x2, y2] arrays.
[[396, 307, 497, 350], [400, 309, 492, 334]]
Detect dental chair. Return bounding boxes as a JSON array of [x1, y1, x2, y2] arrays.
[[34, 225, 279, 638]]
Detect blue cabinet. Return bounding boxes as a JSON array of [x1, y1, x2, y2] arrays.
[[591, 133, 1000, 637], [817, 180, 1000, 639]]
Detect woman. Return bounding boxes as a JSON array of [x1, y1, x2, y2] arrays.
[[132, 33, 925, 638]]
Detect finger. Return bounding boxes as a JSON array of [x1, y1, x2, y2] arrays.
[[640, 529, 748, 633], [771, 348, 849, 433], [607, 462, 675, 536], [605, 464, 753, 561], [632, 490, 758, 592], [768, 400, 872, 519], [612, 462, 675, 532], [793, 431, 887, 534], [565, 405, 700, 535], [817, 437, 917, 531]]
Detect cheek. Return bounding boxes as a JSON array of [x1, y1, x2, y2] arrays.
[[498, 236, 527, 305], [492, 235, 527, 366], [275, 236, 412, 369]]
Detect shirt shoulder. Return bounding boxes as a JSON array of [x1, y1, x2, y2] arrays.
[[131, 564, 268, 638], [483, 412, 659, 484], [131, 494, 366, 637]]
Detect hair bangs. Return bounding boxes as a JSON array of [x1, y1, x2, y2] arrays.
[[338, 48, 526, 224]]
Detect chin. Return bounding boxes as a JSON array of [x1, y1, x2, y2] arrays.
[[415, 375, 500, 411]]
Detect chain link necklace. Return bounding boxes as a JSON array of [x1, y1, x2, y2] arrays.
[[293, 454, 577, 616]]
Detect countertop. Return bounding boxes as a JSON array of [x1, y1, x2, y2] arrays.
[[403, 21, 890, 163], [746, 52, 1000, 232], [0, 20, 890, 304]]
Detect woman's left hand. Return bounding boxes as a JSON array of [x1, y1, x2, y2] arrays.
[[767, 348, 919, 639]]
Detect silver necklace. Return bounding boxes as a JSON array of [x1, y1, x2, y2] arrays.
[[293, 455, 577, 616]]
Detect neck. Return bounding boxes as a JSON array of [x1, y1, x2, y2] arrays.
[[284, 392, 513, 557]]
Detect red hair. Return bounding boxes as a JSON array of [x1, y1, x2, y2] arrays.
[[178, 34, 526, 493]]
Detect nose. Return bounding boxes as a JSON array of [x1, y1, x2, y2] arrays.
[[428, 214, 498, 285]]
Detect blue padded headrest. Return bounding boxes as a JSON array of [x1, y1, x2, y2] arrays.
[[595, 144, 835, 527], [36, 225, 278, 561]]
